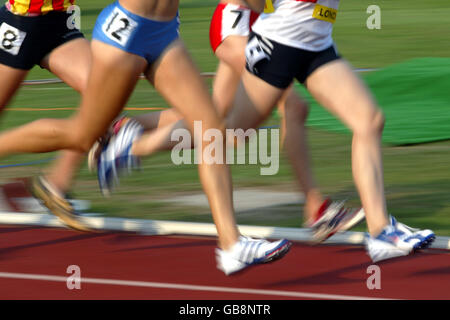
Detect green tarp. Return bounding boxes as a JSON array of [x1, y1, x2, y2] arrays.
[[300, 58, 450, 145]]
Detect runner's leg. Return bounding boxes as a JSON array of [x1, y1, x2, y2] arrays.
[[132, 35, 247, 131], [227, 70, 283, 132], [0, 64, 28, 114], [0, 41, 146, 156], [212, 61, 242, 117], [305, 59, 389, 236], [130, 35, 245, 156], [40, 38, 91, 93], [40, 38, 92, 194], [146, 40, 240, 250], [277, 86, 324, 224]]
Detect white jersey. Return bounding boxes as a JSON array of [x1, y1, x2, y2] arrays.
[[252, 0, 340, 52]]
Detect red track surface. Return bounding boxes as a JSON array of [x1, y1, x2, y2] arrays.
[[0, 225, 448, 300]]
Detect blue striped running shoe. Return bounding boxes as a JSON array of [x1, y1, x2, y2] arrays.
[[96, 118, 143, 196], [215, 236, 292, 275], [393, 217, 435, 250], [365, 216, 434, 263]]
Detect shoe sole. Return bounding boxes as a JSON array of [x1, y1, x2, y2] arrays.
[[224, 240, 292, 276], [367, 235, 425, 263], [262, 240, 292, 264], [415, 234, 436, 250], [367, 241, 412, 263], [31, 177, 92, 232]]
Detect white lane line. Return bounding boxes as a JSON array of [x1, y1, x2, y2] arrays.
[[0, 271, 393, 300]]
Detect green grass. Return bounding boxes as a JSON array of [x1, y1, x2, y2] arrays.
[[1, 0, 450, 235]]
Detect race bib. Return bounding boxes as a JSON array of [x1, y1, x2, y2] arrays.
[[312, 4, 338, 23], [0, 23, 26, 56], [264, 0, 275, 13], [102, 7, 138, 47]]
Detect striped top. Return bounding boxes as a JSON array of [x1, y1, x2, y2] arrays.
[[6, 0, 76, 16]]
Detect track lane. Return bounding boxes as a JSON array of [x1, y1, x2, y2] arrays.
[[0, 226, 448, 300]]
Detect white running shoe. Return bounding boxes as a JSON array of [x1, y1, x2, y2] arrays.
[[216, 236, 292, 275], [365, 216, 430, 263]]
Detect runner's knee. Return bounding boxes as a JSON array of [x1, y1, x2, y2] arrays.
[[281, 96, 310, 124], [353, 108, 385, 137], [72, 73, 89, 94]]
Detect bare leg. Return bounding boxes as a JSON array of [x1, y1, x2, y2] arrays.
[[217, 37, 323, 224], [131, 119, 185, 155], [227, 71, 284, 131], [0, 41, 146, 156], [212, 61, 242, 117], [212, 35, 247, 116], [131, 59, 243, 156], [40, 38, 91, 93], [277, 87, 324, 224], [306, 59, 389, 236], [130, 35, 325, 227], [133, 69, 283, 157], [147, 40, 239, 250], [130, 35, 259, 155], [40, 38, 92, 193], [129, 37, 244, 132], [133, 108, 182, 130], [0, 64, 28, 114], [132, 59, 323, 224], [131, 35, 245, 154], [0, 40, 91, 195], [14, 41, 146, 231], [219, 36, 324, 222]]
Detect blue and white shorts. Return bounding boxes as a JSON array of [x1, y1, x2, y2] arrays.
[[92, 1, 180, 64]]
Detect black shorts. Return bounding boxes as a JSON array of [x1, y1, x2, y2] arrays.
[[0, 6, 84, 70], [245, 31, 340, 89]]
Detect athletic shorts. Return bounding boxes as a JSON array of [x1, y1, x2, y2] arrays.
[[245, 31, 341, 88], [0, 5, 84, 70], [209, 3, 259, 53], [92, 1, 180, 65]]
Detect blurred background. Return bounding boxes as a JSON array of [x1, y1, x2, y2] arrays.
[[0, 0, 449, 235]]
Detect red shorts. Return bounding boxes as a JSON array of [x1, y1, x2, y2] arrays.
[[209, 3, 259, 53]]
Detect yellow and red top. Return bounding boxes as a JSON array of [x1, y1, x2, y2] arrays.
[[6, 0, 76, 16]]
